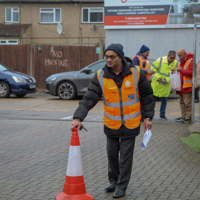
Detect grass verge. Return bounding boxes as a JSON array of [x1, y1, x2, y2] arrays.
[[180, 133, 200, 153]]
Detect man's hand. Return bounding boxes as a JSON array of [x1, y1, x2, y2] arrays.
[[143, 119, 152, 132], [171, 68, 182, 73], [161, 78, 167, 84], [171, 68, 176, 73], [157, 78, 162, 82], [147, 70, 155, 75], [71, 118, 81, 131]]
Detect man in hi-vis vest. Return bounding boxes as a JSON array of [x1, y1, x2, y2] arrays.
[[171, 48, 195, 124], [132, 44, 155, 81], [151, 50, 179, 120], [71, 44, 154, 199]]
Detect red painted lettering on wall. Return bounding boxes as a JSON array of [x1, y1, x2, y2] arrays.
[[50, 51, 62, 58], [45, 51, 68, 67]]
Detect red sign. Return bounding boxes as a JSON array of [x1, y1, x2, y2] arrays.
[[104, 2, 200, 29], [105, 15, 168, 26]]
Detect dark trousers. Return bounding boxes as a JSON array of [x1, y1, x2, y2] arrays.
[[153, 95, 168, 117], [106, 136, 136, 191]]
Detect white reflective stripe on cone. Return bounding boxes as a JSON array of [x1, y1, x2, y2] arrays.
[[66, 146, 83, 176]]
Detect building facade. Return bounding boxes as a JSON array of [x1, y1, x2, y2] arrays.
[[0, 0, 105, 56]]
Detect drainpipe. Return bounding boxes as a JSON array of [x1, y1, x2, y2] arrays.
[[19, 2, 21, 44]]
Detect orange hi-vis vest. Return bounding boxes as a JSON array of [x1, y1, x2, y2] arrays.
[[133, 55, 151, 81], [97, 66, 141, 130], [183, 58, 193, 88]]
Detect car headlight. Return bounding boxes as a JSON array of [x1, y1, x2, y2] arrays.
[[47, 76, 56, 81], [12, 76, 26, 83], [50, 77, 56, 81], [31, 77, 36, 82]]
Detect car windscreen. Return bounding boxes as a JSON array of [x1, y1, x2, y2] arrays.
[[0, 63, 11, 72]]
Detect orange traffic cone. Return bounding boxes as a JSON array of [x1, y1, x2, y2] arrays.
[[55, 127, 94, 200]]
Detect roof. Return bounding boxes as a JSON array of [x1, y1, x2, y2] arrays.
[[0, 24, 31, 37], [0, 0, 104, 3]]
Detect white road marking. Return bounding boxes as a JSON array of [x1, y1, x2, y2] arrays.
[[61, 116, 73, 119], [61, 115, 103, 121]]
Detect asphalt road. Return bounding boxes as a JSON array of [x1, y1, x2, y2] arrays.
[[1, 91, 199, 122]]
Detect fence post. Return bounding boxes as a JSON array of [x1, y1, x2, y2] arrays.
[[30, 42, 33, 76]]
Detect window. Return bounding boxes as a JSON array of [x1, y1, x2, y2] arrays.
[[82, 7, 104, 23], [5, 8, 19, 23], [0, 40, 18, 45], [88, 60, 106, 73], [40, 8, 61, 23]]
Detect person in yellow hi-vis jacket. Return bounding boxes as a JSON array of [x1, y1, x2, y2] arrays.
[[151, 50, 179, 120], [71, 44, 154, 199]]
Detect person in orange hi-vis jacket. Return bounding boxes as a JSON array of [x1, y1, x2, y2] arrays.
[[132, 44, 155, 81], [171, 48, 196, 124], [71, 43, 154, 199]]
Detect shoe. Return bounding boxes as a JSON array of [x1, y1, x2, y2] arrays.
[[113, 189, 125, 198], [105, 184, 115, 192], [160, 115, 167, 120], [175, 117, 183, 122], [182, 119, 191, 124]]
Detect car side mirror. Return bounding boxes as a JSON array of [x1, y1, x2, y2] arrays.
[[82, 69, 92, 74]]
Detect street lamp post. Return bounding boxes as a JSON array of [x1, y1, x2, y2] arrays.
[[192, 14, 200, 122]]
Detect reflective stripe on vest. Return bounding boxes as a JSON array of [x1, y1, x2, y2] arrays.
[[183, 58, 193, 88], [97, 66, 141, 130], [133, 55, 150, 81]]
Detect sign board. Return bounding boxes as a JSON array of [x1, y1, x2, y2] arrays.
[[96, 47, 100, 54], [104, 0, 200, 29]]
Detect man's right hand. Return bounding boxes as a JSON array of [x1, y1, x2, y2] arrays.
[[171, 68, 182, 73], [157, 78, 162, 82], [147, 70, 155, 75], [71, 118, 81, 131], [171, 68, 176, 73]]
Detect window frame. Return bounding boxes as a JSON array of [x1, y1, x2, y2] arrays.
[[40, 8, 61, 24], [82, 7, 104, 23], [5, 7, 19, 23]]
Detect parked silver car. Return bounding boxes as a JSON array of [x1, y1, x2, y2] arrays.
[[45, 58, 199, 101], [45, 58, 154, 100], [45, 59, 106, 100]]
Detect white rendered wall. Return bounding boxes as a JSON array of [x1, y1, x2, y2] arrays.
[[105, 28, 200, 63]]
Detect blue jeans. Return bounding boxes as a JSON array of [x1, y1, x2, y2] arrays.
[[153, 95, 168, 117]]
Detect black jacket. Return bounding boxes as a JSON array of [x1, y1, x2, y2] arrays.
[[73, 57, 154, 138]]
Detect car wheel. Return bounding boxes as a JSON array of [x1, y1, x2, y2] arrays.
[[195, 88, 199, 101], [0, 81, 10, 98], [57, 81, 77, 100], [15, 94, 26, 98]]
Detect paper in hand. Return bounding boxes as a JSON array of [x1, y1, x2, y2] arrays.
[[141, 129, 152, 150]]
